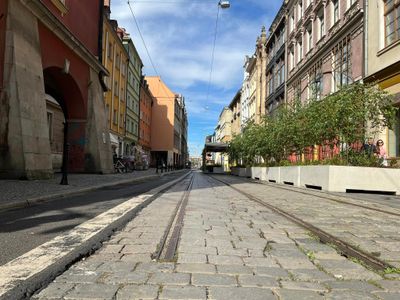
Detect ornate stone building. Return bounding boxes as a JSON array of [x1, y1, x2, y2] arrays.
[[0, 0, 113, 179], [286, 0, 364, 103]]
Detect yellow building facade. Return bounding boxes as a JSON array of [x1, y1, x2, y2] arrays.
[[366, 0, 400, 159], [102, 18, 128, 156]]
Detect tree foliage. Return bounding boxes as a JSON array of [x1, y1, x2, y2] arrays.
[[227, 83, 398, 167]]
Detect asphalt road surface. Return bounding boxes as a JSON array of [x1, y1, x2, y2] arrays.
[[0, 172, 187, 266]]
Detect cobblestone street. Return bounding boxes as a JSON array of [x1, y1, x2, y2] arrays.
[[32, 172, 400, 299]]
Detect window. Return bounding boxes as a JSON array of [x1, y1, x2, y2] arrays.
[[114, 81, 118, 96], [107, 42, 113, 59], [298, 1, 303, 19], [116, 53, 120, 69], [307, 24, 313, 52], [318, 8, 325, 39], [332, 0, 339, 24], [113, 109, 117, 124], [120, 114, 123, 127], [309, 62, 323, 100], [384, 0, 400, 46], [297, 38, 303, 62], [121, 87, 124, 101], [333, 37, 353, 92], [290, 12, 295, 32], [289, 46, 295, 70], [347, 0, 355, 9], [47, 112, 53, 141]]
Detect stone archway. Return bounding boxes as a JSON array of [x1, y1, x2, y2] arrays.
[[43, 67, 87, 173]]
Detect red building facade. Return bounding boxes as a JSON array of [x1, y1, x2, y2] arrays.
[[0, 0, 113, 179]]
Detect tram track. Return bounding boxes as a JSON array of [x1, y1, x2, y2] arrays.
[[152, 172, 194, 261], [208, 174, 396, 272], [250, 179, 400, 218]]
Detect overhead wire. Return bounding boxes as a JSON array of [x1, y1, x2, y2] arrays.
[[205, 3, 221, 106]]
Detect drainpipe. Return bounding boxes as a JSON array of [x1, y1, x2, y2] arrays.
[[363, 0, 368, 80]]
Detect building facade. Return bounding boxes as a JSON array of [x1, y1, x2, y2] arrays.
[[241, 56, 257, 129], [286, 0, 364, 104], [215, 107, 233, 170], [365, 0, 400, 158], [102, 9, 128, 157], [229, 90, 242, 136], [255, 26, 268, 123], [266, 3, 286, 116], [139, 77, 153, 159], [146, 76, 188, 168], [0, 0, 113, 179], [122, 30, 142, 156]]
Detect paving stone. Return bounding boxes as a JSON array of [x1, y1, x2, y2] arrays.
[[372, 292, 400, 300], [96, 261, 136, 273], [378, 280, 400, 291], [177, 253, 207, 264], [208, 286, 276, 300], [288, 269, 333, 282], [216, 265, 253, 275], [64, 283, 119, 299], [253, 266, 290, 279], [280, 281, 328, 292], [101, 271, 149, 284], [178, 246, 217, 255], [276, 289, 325, 299], [243, 257, 280, 268], [33, 283, 75, 299], [134, 262, 175, 273], [159, 286, 206, 300], [238, 275, 279, 288], [326, 290, 378, 300], [216, 247, 248, 256], [275, 257, 317, 269], [55, 271, 100, 284], [192, 273, 237, 286], [116, 284, 159, 300], [208, 255, 244, 265], [97, 244, 124, 254], [121, 244, 154, 254], [120, 253, 152, 262], [147, 272, 190, 285], [326, 280, 381, 292], [176, 263, 216, 274]]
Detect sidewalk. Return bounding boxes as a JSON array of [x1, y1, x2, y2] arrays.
[[0, 169, 182, 212]]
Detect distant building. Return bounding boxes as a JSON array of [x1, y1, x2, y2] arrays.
[[0, 0, 112, 178], [102, 7, 129, 157], [122, 30, 142, 156], [139, 77, 154, 160], [228, 90, 242, 136], [241, 55, 257, 129], [265, 3, 286, 116], [146, 76, 188, 168]]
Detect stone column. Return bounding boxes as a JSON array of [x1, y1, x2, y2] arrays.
[[84, 68, 113, 173], [0, 0, 52, 179]]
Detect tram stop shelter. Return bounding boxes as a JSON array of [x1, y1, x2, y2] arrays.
[[202, 142, 229, 173]]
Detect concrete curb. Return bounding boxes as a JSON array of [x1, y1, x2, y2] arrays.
[[0, 170, 185, 213], [0, 171, 191, 300]]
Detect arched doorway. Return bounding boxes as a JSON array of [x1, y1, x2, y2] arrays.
[[43, 67, 87, 173]]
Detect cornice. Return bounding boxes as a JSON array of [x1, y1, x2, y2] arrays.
[[23, 0, 108, 74]]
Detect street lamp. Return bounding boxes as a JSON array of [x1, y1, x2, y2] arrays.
[[219, 1, 230, 9]]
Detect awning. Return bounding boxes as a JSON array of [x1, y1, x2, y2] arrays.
[[109, 133, 119, 145]]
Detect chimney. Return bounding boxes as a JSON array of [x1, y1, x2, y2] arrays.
[[104, 0, 111, 19]]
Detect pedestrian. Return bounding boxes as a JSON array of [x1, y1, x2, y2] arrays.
[[376, 139, 388, 166], [361, 137, 377, 157]]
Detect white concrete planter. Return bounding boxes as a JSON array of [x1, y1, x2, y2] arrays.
[[237, 167, 251, 177], [230, 167, 240, 176], [267, 167, 280, 183], [213, 167, 225, 174], [251, 167, 268, 181], [280, 166, 301, 186], [336, 166, 400, 194]]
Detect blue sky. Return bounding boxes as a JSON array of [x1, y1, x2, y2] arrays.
[[111, 0, 282, 156]]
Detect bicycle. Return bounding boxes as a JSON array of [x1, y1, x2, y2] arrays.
[[114, 158, 126, 173]]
